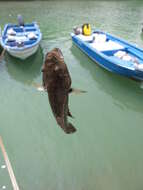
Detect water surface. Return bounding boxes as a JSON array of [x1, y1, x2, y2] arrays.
[[0, 1, 143, 190]]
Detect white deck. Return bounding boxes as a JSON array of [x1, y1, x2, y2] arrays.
[[76, 33, 124, 52], [90, 40, 124, 51]]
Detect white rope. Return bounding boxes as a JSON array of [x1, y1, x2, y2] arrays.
[[0, 136, 20, 190]]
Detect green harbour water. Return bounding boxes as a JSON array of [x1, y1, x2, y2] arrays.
[[1, 1, 143, 190]]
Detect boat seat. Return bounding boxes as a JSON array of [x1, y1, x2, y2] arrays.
[[24, 23, 35, 27], [92, 33, 107, 43], [24, 39, 37, 45], [13, 28, 24, 33], [6, 39, 37, 47], [10, 36, 27, 42], [77, 34, 93, 41], [90, 40, 124, 51], [77, 33, 107, 43], [25, 28, 36, 32], [6, 35, 16, 42], [12, 27, 36, 33], [6, 41, 16, 47]]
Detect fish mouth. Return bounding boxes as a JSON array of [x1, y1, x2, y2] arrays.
[[53, 48, 64, 59]]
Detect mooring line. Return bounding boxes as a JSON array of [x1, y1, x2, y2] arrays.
[[0, 49, 5, 60], [0, 136, 20, 190]]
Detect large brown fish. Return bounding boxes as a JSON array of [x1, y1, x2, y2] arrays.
[[42, 48, 76, 134]]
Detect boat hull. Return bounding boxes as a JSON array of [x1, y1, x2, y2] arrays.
[[71, 33, 143, 81], [6, 44, 39, 60]]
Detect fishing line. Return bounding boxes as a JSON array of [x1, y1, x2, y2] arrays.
[[0, 136, 20, 190]]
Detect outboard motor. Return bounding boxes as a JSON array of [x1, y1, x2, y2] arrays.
[[17, 14, 24, 26]]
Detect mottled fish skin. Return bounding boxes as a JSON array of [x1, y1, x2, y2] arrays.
[[42, 48, 76, 134]]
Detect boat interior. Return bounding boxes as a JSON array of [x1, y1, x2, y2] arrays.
[[76, 31, 143, 66], [2, 23, 40, 47]]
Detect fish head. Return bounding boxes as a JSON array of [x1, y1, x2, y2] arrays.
[[42, 48, 64, 73], [42, 48, 65, 89], [52, 48, 64, 59]]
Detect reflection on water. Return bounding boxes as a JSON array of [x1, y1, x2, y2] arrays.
[[70, 45, 143, 113], [5, 47, 43, 85]]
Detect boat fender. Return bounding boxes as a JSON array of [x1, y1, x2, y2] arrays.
[[16, 40, 24, 47], [122, 55, 132, 61], [114, 51, 126, 59], [7, 28, 16, 36], [7, 35, 16, 42], [134, 63, 143, 71], [114, 51, 133, 61], [82, 23, 91, 36], [27, 32, 37, 40]]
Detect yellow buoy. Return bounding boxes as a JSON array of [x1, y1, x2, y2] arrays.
[[82, 23, 91, 36]]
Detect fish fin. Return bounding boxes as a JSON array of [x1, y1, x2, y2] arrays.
[[32, 82, 46, 92], [63, 123, 76, 134], [69, 88, 87, 94], [37, 86, 45, 92], [56, 117, 76, 134], [54, 65, 60, 71], [68, 109, 74, 118]]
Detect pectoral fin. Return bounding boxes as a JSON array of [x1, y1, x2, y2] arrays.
[[68, 109, 74, 118], [37, 86, 45, 92], [32, 82, 46, 92], [69, 88, 87, 94]]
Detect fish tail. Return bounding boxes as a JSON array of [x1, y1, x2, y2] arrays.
[[68, 109, 74, 118], [56, 117, 76, 134], [64, 123, 76, 134]]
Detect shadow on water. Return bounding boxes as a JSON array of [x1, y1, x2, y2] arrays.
[[0, 46, 3, 54], [71, 45, 143, 113], [5, 47, 43, 85]]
